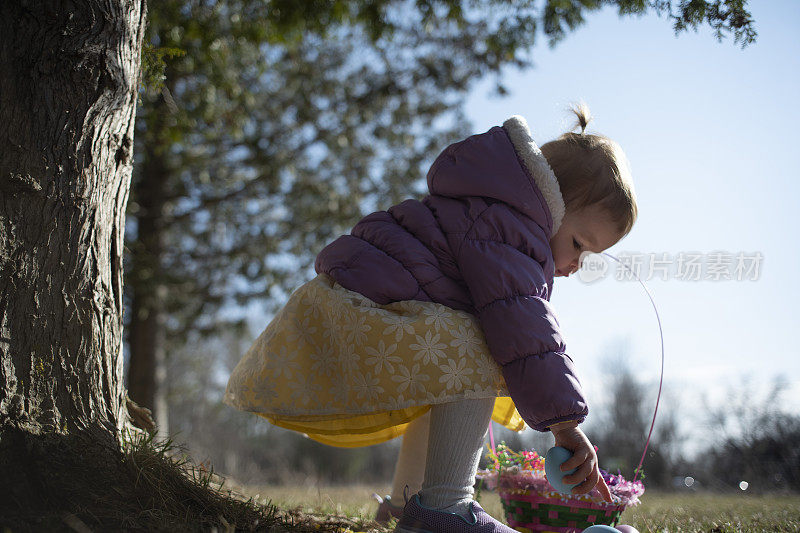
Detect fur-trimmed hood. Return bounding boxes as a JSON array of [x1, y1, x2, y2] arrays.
[[426, 115, 566, 236], [502, 116, 566, 234]]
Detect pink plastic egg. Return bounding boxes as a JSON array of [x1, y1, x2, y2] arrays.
[[615, 526, 640, 533]]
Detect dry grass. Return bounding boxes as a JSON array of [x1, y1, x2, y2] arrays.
[[0, 426, 382, 532], [115, 431, 388, 532]]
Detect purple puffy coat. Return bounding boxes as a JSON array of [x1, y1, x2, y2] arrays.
[[314, 116, 587, 431]]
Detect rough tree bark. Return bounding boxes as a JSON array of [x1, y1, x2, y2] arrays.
[[0, 0, 147, 507]]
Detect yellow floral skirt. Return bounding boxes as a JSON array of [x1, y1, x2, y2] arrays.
[[224, 273, 524, 447]]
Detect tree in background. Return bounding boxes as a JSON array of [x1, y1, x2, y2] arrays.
[[125, 0, 757, 434], [699, 377, 800, 492]]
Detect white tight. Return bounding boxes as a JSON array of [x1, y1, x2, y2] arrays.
[[390, 397, 494, 515], [390, 410, 430, 502]]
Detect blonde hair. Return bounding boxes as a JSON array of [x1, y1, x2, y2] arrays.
[[540, 103, 638, 237]]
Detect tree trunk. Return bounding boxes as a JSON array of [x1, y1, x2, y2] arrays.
[[0, 0, 145, 450]]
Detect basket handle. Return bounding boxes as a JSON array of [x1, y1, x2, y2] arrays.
[[603, 252, 665, 484]]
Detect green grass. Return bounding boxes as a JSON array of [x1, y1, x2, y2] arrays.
[[239, 484, 800, 532], [621, 492, 800, 532]]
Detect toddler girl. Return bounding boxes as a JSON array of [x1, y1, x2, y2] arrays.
[[226, 104, 636, 532]]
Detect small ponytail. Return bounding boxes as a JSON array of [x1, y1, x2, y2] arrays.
[[570, 101, 592, 135], [540, 103, 638, 237]]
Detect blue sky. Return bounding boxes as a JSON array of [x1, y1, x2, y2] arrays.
[[463, 1, 800, 445]]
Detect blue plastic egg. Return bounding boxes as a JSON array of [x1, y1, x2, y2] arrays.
[[544, 446, 578, 494], [582, 526, 621, 533]]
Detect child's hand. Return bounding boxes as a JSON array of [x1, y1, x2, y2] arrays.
[[549, 421, 612, 502]]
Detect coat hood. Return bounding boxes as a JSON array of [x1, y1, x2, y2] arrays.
[[426, 115, 566, 235]]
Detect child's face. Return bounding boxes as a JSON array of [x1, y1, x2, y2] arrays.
[[550, 204, 624, 278]]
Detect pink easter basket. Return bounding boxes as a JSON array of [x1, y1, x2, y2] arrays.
[[477, 445, 643, 533], [500, 489, 625, 532]]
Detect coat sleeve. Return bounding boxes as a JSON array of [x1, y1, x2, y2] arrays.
[[456, 202, 588, 431]]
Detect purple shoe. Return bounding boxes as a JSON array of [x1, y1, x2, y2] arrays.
[[394, 493, 517, 533], [374, 493, 404, 524]]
